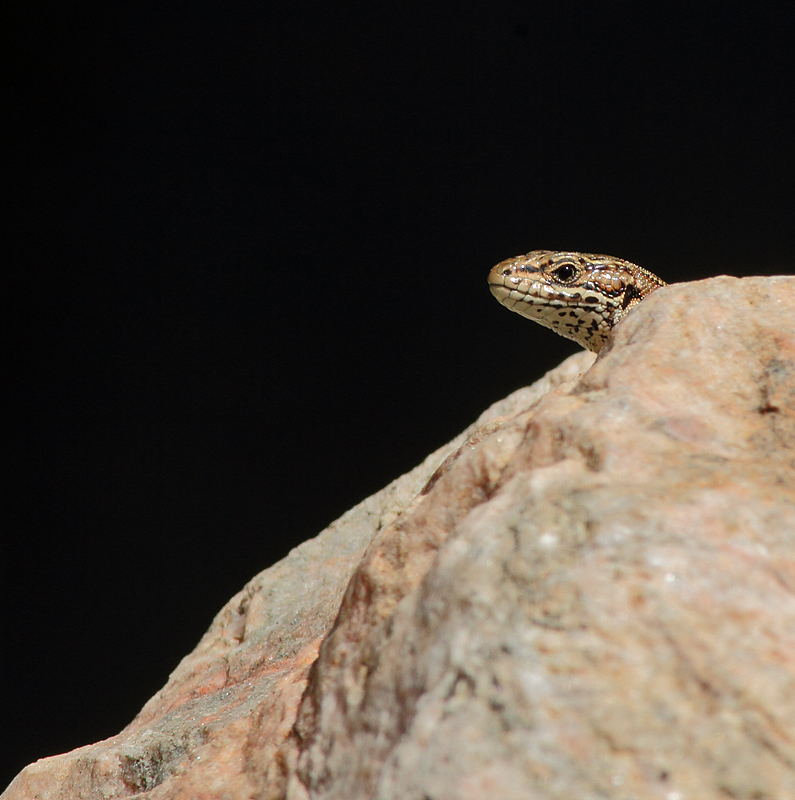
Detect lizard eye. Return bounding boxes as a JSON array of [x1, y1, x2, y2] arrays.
[[552, 263, 577, 283]]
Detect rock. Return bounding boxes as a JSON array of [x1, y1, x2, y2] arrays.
[[6, 275, 795, 800], [285, 275, 795, 800]]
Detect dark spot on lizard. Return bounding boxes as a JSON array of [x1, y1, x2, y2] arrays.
[[622, 283, 641, 309]]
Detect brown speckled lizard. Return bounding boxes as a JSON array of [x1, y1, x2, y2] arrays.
[[488, 250, 666, 353]]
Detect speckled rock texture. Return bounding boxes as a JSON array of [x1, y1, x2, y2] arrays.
[[6, 275, 795, 800]]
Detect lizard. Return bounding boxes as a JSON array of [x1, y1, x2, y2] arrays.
[[487, 250, 666, 353]]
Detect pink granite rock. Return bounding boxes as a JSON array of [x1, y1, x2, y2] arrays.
[[6, 275, 795, 800]]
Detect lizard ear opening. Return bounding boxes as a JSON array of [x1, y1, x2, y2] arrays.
[[622, 283, 641, 310]]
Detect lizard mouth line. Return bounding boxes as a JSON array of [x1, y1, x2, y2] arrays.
[[489, 281, 597, 308]]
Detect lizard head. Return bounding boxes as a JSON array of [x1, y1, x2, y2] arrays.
[[488, 250, 665, 353]]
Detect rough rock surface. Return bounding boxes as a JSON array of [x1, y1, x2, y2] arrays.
[[6, 275, 795, 800]]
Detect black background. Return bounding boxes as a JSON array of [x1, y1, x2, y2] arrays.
[[8, 0, 795, 788]]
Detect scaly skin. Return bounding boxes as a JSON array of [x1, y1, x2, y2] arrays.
[[488, 250, 666, 352]]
